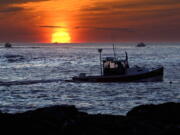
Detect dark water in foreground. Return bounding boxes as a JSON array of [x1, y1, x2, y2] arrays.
[[0, 43, 180, 114]]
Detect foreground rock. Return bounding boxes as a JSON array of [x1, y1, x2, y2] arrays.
[[0, 102, 180, 135]]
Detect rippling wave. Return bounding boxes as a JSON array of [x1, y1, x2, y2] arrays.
[[0, 43, 180, 114]]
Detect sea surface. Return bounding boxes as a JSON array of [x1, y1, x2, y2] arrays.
[[0, 42, 180, 114]]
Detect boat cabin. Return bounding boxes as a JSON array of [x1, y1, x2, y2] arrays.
[[103, 52, 129, 76]]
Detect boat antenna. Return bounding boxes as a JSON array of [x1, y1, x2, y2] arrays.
[[125, 51, 128, 61], [113, 43, 116, 59], [98, 48, 103, 76], [125, 51, 129, 68]]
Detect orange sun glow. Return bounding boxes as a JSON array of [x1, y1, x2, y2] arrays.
[[51, 30, 71, 43]]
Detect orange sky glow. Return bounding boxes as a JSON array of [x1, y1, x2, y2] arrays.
[[0, 0, 180, 43]]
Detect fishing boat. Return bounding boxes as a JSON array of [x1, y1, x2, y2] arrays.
[[136, 42, 146, 47], [4, 42, 12, 48], [72, 45, 163, 82]]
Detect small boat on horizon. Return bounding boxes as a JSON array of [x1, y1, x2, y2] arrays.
[[4, 42, 12, 48], [71, 45, 164, 83], [136, 42, 146, 47]]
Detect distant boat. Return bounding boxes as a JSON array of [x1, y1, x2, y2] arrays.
[[4, 42, 12, 48], [71, 45, 163, 83], [136, 42, 146, 47]]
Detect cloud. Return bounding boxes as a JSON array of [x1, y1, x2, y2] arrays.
[[40, 25, 135, 32], [78, 0, 180, 25], [0, 0, 49, 5], [112, 0, 180, 9], [83, 7, 109, 12], [40, 25, 63, 28], [82, 0, 180, 13], [0, 7, 25, 13], [0, 0, 49, 13], [75, 26, 135, 32]]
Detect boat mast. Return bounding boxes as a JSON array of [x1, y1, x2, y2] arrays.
[[125, 51, 128, 61], [98, 48, 103, 76], [113, 43, 116, 59]]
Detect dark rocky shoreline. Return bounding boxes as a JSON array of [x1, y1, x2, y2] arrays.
[[0, 102, 180, 135]]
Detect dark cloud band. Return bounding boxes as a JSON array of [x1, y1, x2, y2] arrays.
[[0, 7, 25, 13], [40, 26, 63, 28], [0, 0, 49, 5], [40, 25, 135, 32], [82, 0, 180, 12]]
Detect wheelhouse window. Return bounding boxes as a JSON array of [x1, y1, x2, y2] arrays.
[[104, 61, 118, 69]]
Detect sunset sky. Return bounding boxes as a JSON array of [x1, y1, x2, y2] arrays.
[[0, 0, 180, 43]]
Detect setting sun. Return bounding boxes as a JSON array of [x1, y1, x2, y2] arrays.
[[51, 30, 71, 43]]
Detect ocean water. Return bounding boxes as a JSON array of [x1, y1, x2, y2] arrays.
[[0, 42, 180, 114]]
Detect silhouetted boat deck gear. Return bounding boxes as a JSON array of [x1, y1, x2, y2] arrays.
[[72, 46, 164, 82], [103, 52, 129, 76]]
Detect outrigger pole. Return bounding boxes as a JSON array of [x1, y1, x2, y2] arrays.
[[98, 48, 103, 76]]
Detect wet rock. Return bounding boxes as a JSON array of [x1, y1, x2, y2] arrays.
[[127, 102, 180, 123], [0, 102, 179, 135], [126, 102, 180, 135]]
